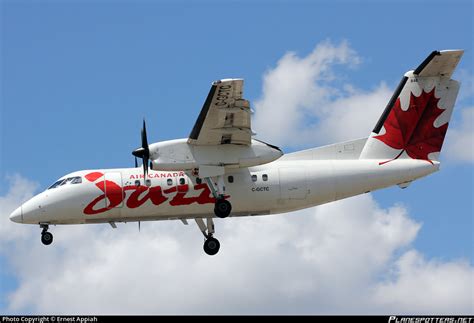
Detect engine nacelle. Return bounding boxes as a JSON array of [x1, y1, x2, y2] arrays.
[[149, 138, 282, 171]]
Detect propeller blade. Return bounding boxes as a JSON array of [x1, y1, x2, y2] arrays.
[[142, 119, 149, 150], [132, 119, 151, 179], [143, 155, 149, 178]]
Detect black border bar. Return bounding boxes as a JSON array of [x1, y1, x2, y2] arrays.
[[1, 315, 473, 322]]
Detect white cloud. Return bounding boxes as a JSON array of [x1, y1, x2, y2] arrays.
[[253, 40, 365, 147], [0, 175, 39, 246], [253, 40, 392, 147], [309, 83, 392, 143], [1, 177, 472, 314], [373, 250, 474, 313], [445, 107, 474, 163]]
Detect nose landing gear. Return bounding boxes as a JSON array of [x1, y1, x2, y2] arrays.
[[40, 224, 53, 245]]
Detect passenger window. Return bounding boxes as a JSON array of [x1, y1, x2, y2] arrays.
[[167, 179, 173, 186], [135, 180, 141, 187], [196, 177, 202, 184], [262, 174, 268, 181], [228, 176, 234, 183], [179, 178, 185, 185], [251, 175, 257, 182]]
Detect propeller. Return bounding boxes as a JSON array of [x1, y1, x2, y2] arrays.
[[132, 119, 150, 179]]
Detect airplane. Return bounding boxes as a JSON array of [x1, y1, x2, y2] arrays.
[[9, 49, 464, 255]]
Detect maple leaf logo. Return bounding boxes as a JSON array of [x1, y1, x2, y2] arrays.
[[375, 89, 448, 165]]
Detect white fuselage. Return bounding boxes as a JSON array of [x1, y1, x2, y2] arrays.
[[12, 158, 438, 225]]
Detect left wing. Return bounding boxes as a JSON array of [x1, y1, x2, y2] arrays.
[[188, 79, 253, 146]]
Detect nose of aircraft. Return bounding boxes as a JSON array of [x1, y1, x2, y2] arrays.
[[10, 206, 23, 223]]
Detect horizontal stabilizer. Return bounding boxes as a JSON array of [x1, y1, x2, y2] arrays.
[[414, 50, 464, 78]]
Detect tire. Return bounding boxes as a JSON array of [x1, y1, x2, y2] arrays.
[[214, 199, 231, 218], [203, 237, 220, 255], [41, 232, 53, 245]]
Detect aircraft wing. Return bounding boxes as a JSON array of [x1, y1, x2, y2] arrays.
[[188, 79, 253, 146]]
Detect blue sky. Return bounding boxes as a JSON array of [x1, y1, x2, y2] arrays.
[[1, 0, 472, 314]]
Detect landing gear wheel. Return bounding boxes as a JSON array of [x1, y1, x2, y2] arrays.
[[214, 199, 231, 218], [203, 237, 220, 255], [41, 232, 53, 245]]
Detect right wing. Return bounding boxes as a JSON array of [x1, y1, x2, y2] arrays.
[[187, 79, 253, 146]]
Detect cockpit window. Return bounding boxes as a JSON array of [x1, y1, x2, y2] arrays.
[[60, 178, 73, 186], [47, 176, 82, 189], [71, 177, 82, 184], [48, 179, 65, 189]]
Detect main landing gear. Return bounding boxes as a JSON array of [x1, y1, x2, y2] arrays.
[[189, 175, 229, 255], [204, 237, 220, 256], [214, 198, 231, 218], [40, 223, 53, 245], [195, 218, 220, 255], [204, 176, 232, 218]]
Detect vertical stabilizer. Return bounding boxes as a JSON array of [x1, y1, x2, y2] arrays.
[[360, 50, 463, 164]]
